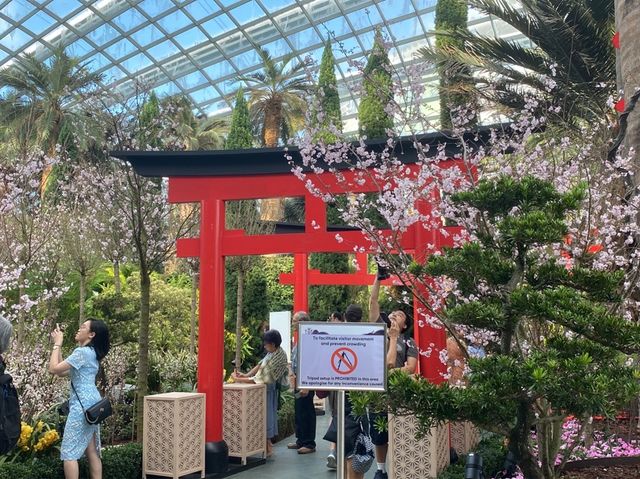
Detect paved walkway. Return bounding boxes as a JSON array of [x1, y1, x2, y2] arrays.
[[232, 413, 380, 479]]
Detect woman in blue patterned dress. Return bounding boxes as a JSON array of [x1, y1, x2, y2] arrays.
[[49, 319, 110, 479]]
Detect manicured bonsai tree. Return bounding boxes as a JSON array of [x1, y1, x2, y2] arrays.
[[355, 176, 640, 479]]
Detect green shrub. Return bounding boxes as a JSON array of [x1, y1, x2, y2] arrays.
[[274, 390, 296, 442], [99, 442, 142, 479], [438, 434, 506, 479], [0, 443, 142, 479]]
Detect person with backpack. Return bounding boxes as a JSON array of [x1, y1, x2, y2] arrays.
[[0, 315, 20, 455], [49, 319, 110, 479]]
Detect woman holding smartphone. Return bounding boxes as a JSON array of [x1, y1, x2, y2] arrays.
[[49, 319, 110, 479]]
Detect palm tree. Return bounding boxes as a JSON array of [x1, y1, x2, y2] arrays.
[[0, 47, 102, 187], [421, 0, 615, 125], [235, 47, 312, 148], [161, 95, 228, 150]]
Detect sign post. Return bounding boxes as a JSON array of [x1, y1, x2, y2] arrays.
[[297, 322, 387, 478]]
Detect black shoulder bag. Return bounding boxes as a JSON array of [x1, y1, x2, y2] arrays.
[[71, 382, 112, 425]]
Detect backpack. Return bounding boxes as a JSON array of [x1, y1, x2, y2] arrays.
[[0, 357, 21, 455]]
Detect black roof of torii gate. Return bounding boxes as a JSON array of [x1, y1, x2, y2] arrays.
[[111, 126, 500, 178]]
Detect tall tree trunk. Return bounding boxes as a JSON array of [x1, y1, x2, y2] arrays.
[[263, 102, 282, 148], [190, 270, 198, 355], [113, 259, 122, 295], [261, 102, 285, 220], [234, 268, 245, 370], [615, 0, 640, 181], [79, 270, 86, 326], [135, 267, 151, 441]]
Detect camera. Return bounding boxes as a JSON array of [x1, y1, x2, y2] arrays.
[[376, 263, 390, 281]]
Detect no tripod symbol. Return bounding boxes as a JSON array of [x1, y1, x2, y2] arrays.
[[331, 347, 358, 375]]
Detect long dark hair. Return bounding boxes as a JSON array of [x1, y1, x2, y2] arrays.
[[87, 318, 110, 361]]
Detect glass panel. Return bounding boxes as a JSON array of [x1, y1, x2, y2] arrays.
[[120, 52, 153, 73], [112, 8, 147, 31], [414, 0, 437, 9], [230, 49, 259, 71], [157, 9, 192, 32], [469, 20, 495, 38], [347, 6, 381, 30], [358, 30, 376, 51], [389, 16, 423, 42], [0, 0, 31, 22], [261, 0, 295, 11], [23, 10, 56, 32], [46, 0, 81, 19], [147, 39, 180, 60], [104, 38, 136, 60], [129, 24, 164, 46], [0, 28, 32, 50], [189, 86, 217, 104], [202, 14, 235, 38], [262, 37, 290, 58], [174, 26, 208, 49], [184, 0, 220, 21], [154, 81, 181, 97], [377, 0, 414, 17], [321, 14, 351, 38], [204, 100, 231, 116], [101, 65, 126, 82], [67, 38, 93, 57], [138, 0, 174, 18], [86, 23, 121, 46], [218, 78, 239, 95], [85, 52, 110, 70], [204, 60, 236, 80], [176, 70, 208, 89], [229, 1, 264, 25], [219, 0, 242, 8], [287, 26, 320, 50], [420, 11, 436, 31]]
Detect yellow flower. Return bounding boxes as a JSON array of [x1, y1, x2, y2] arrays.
[[36, 421, 45, 432]]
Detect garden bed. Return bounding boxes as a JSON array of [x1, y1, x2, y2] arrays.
[[562, 456, 640, 478]]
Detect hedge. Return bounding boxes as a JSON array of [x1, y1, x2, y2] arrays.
[[0, 442, 142, 479]]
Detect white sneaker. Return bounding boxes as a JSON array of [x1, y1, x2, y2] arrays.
[[326, 452, 337, 470]]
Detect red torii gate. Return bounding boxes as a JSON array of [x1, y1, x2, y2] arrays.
[[116, 135, 473, 473]]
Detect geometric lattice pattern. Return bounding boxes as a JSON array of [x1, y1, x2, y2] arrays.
[[0, 1, 529, 135], [223, 383, 266, 465], [143, 392, 205, 479], [450, 421, 481, 456], [388, 415, 450, 479]]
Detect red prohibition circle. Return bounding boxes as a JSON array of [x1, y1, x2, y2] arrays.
[[331, 347, 358, 375]]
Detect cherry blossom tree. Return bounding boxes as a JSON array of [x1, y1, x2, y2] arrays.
[[293, 53, 640, 479]]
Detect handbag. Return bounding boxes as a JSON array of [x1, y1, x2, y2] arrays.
[[71, 382, 112, 425], [350, 415, 375, 474]]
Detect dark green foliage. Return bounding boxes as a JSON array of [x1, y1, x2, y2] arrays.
[[316, 42, 342, 142], [225, 258, 269, 366], [438, 434, 507, 479], [274, 390, 296, 442], [226, 89, 254, 149], [99, 442, 143, 479], [0, 443, 142, 479], [423, 0, 616, 125], [435, 0, 476, 128], [137, 92, 161, 148], [354, 176, 640, 479], [358, 29, 394, 139], [309, 253, 351, 321]]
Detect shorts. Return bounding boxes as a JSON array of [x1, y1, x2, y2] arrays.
[[369, 412, 388, 446]]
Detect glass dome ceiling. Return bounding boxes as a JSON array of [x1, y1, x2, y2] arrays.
[[0, 0, 527, 134]]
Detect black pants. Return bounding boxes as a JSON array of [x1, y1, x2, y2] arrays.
[[294, 391, 316, 448]]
